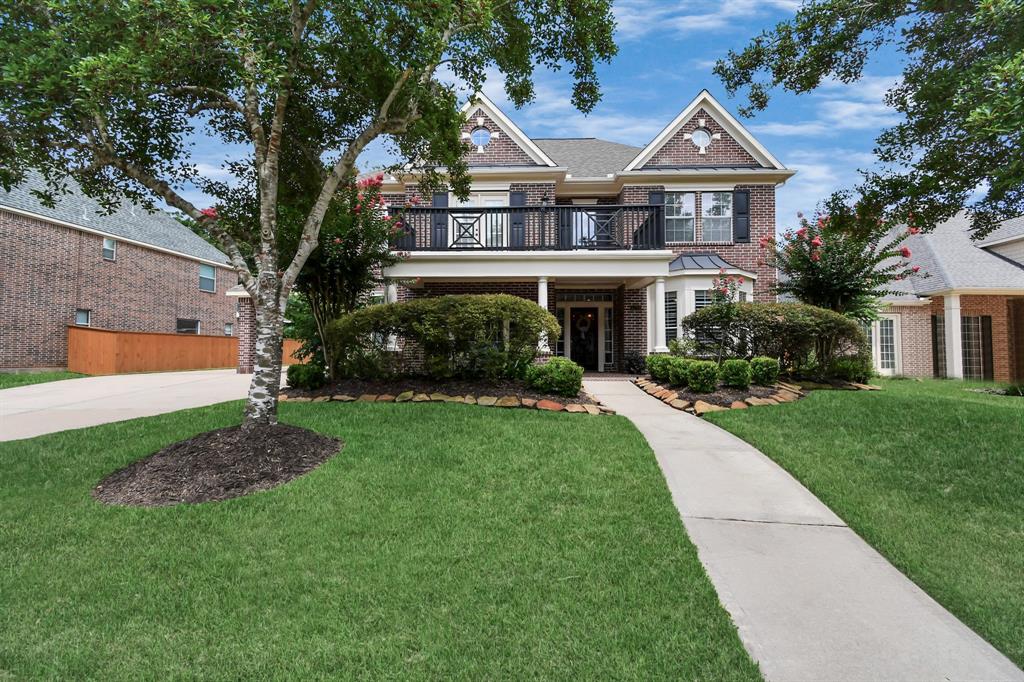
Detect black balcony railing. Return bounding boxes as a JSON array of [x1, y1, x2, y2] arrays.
[[389, 204, 665, 251]]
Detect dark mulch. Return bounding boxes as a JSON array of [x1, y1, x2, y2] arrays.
[[641, 375, 778, 407], [93, 424, 342, 507], [290, 377, 594, 405]]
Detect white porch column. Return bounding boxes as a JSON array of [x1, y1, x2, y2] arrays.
[[653, 277, 669, 353], [944, 294, 964, 378], [537, 277, 550, 352]]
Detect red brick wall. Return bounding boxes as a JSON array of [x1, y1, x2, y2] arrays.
[[888, 304, 933, 378], [644, 108, 760, 168], [928, 294, 1020, 382], [1, 209, 236, 369], [622, 287, 648, 359], [463, 108, 539, 166], [619, 183, 777, 301]]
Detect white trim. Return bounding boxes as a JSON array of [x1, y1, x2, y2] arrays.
[[865, 314, 903, 376], [624, 90, 787, 171], [460, 93, 557, 167], [977, 232, 1024, 248], [0, 203, 232, 268]]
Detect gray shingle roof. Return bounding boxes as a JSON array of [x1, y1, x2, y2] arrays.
[[976, 213, 1024, 247], [883, 212, 1024, 300], [0, 171, 229, 264], [532, 138, 641, 178], [669, 253, 742, 271]]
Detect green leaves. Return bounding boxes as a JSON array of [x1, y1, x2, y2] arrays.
[[716, 0, 1024, 237]]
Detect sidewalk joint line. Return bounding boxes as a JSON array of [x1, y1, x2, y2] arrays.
[[683, 514, 848, 528]]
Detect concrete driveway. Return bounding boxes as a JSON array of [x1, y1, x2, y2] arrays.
[[586, 379, 1024, 682], [0, 369, 255, 442]]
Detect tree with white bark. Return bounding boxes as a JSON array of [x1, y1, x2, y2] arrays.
[[0, 0, 616, 431]]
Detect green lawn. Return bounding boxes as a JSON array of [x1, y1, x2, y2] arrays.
[[707, 379, 1024, 667], [0, 371, 84, 390], [0, 402, 759, 680]]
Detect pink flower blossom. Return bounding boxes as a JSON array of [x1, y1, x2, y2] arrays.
[[810, 236, 823, 247], [796, 228, 807, 239], [738, 277, 745, 284], [908, 227, 920, 235], [912, 265, 921, 273], [333, 237, 342, 244], [810, 251, 821, 262], [900, 246, 912, 258], [199, 207, 218, 219]]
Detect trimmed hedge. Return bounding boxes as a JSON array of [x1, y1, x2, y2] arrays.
[[682, 302, 867, 378], [525, 357, 584, 397], [667, 357, 693, 387], [720, 359, 752, 389], [287, 363, 327, 390], [646, 354, 673, 383], [327, 294, 561, 381], [687, 360, 719, 394], [750, 356, 781, 386]]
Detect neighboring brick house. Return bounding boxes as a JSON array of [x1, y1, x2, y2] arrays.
[[872, 213, 1024, 382], [379, 90, 795, 372], [1, 172, 236, 370]]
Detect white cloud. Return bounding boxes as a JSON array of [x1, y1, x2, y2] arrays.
[[775, 147, 882, 228], [750, 75, 903, 137], [614, 0, 800, 40]]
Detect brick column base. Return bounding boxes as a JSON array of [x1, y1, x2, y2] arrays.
[[237, 296, 256, 374]]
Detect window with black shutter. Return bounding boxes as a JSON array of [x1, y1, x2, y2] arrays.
[[732, 189, 750, 243]]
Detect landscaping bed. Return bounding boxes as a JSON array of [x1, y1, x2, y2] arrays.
[[0, 401, 759, 679], [93, 424, 341, 507]]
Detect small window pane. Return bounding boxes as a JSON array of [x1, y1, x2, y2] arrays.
[[102, 238, 116, 260], [701, 192, 733, 242], [75, 309, 91, 326], [879, 318, 896, 370], [199, 264, 216, 292], [694, 290, 712, 310], [176, 318, 200, 334], [665, 192, 695, 242], [224, 323, 234, 336], [604, 307, 615, 368], [665, 291, 678, 342], [961, 316, 984, 379]]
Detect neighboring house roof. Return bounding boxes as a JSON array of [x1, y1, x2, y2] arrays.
[[884, 212, 1024, 301], [669, 253, 739, 271], [532, 138, 642, 179], [976, 213, 1024, 247], [0, 171, 229, 265]]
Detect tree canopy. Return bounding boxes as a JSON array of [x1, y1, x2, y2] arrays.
[[715, 0, 1024, 237]]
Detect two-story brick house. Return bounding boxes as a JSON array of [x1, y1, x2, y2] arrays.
[[1, 172, 236, 371], [378, 90, 795, 371]]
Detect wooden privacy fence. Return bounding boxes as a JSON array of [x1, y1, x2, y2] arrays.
[[67, 326, 237, 375], [67, 326, 307, 375]]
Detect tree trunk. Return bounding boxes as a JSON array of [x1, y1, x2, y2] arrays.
[[243, 297, 285, 431]]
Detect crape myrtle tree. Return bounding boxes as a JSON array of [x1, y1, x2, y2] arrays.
[[0, 0, 616, 431], [715, 0, 1024, 237]]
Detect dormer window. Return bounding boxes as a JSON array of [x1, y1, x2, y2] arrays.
[[470, 127, 491, 149]]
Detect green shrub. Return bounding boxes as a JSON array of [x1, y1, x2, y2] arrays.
[[720, 359, 752, 389], [681, 302, 866, 377], [826, 354, 874, 383], [327, 294, 561, 381], [687, 360, 719, 394], [667, 357, 693, 387], [525, 357, 584, 397], [750, 356, 781, 386], [286, 363, 327, 391], [624, 351, 646, 375], [646, 354, 673, 383]]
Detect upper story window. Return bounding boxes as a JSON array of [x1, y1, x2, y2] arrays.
[[75, 309, 91, 326], [177, 318, 200, 334], [223, 323, 234, 336], [102, 237, 117, 261], [665, 192, 695, 242], [702, 192, 733, 242], [470, 127, 491, 148], [199, 264, 216, 293]]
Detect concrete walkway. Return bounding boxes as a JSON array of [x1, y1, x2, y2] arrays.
[[0, 370, 254, 441], [585, 379, 1024, 682]]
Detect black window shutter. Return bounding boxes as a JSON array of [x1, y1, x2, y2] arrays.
[[647, 191, 666, 248], [931, 315, 942, 378], [733, 189, 751, 243], [431, 192, 448, 248], [982, 315, 994, 380], [509, 191, 526, 249]]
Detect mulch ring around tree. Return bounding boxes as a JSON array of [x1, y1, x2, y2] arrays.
[[93, 424, 342, 508]]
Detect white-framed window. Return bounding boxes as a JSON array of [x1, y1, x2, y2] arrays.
[[865, 314, 902, 376], [176, 318, 201, 334], [665, 192, 695, 242], [75, 309, 91, 326], [739, 291, 749, 302], [665, 291, 678, 342], [694, 289, 712, 310], [199, 264, 216, 292], [102, 237, 117, 261], [224, 323, 234, 336], [701, 192, 733, 242]]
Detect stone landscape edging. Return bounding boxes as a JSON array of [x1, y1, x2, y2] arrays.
[[279, 390, 616, 415]]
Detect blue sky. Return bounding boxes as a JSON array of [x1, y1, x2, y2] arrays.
[[184, 0, 906, 232]]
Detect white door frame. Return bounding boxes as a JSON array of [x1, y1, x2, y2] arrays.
[[866, 313, 903, 376], [557, 300, 614, 372]]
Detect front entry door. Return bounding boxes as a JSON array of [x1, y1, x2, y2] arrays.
[[570, 307, 599, 371]]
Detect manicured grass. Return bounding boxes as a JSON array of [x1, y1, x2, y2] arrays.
[[0, 402, 759, 680], [706, 379, 1024, 667], [0, 371, 84, 390]]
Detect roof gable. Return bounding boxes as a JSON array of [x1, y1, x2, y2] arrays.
[[459, 93, 557, 167], [625, 90, 786, 171]]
